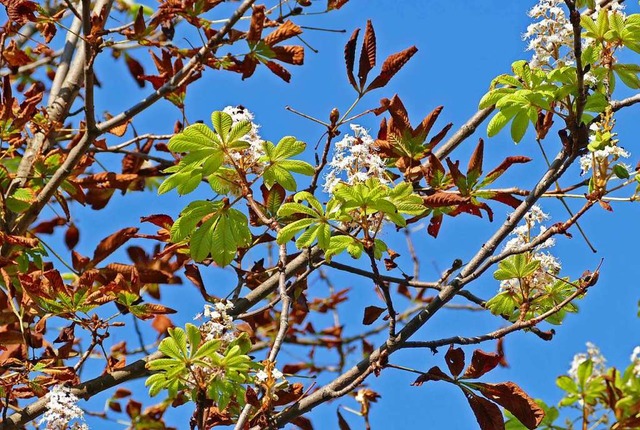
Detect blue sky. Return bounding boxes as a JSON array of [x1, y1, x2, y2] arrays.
[[23, 0, 640, 428]]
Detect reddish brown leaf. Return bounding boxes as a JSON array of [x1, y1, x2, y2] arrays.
[[151, 315, 174, 336], [599, 200, 613, 211], [0, 232, 39, 248], [445, 345, 465, 378], [32, 217, 66, 234], [415, 106, 444, 139], [272, 45, 304, 65], [462, 349, 502, 379], [475, 382, 544, 429], [130, 303, 177, 320], [75, 172, 140, 190], [246, 4, 266, 42], [344, 28, 360, 90], [484, 156, 532, 185], [366, 46, 418, 91], [411, 366, 452, 386], [265, 60, 292, 82], [65, 224, 80, 249], [467, 139, 485, 180], [358, 20, 376, 87], [91, 227, 139, 266], [497, 338, 509, 368], [327, 0, 349, 10], [489, 192, 523, 209], [132, 6, 146, 36], [264, 20, 303, 46], [291, 416, 313, 430], [124, 53, 145, 88], [3, 0, 37, 26], [362, 305, 385, 325], [184, 264, 209, 299], [140, 214, 174, 229], [422, 192, 468, 208], [427, 214, 443, 238], [465, 390, 505, 430], [337, 410, 351, 430], [2, 40, 31, 68], [72, 251, 90, 271]]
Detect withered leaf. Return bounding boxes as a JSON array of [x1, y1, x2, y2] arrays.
[[91, 227, 139, 267], [185, 264, 209, 299], [327, 0, 349, 10], [272, 45, 304, 65], [344, 28, 360, 90], [362, 305, 385, 325], [247, 5, 266, 42], [411, 366, 452, 386], [366, 46, 418, 92], [445, 345, 465, 378], [475, 382, 544, 429], [130, 303, 177, 320], [151, 314, 174, 335], [265, 60, 292, 82], [124, 53, 145, 88], [264, 20, 303, 46], [337, 410, 351, 430], [422, 192, 468, 208], [465, 390, 505, 430], [358, 20, 376, 87], [462, 349, 502, 379], [467, 139, 485, 180], [65, 224, 80, 249]]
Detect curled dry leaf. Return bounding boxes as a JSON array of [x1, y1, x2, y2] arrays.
[[475, 382, 545, 430], [445, 345, 465, 378], [362, 305, 385, 325], [366, 46, 418, 92]]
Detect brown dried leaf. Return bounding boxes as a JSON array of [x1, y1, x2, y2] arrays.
[[327, 0, 349, 10], [362, 305, 385, 325], [2, 40, 31, 68], [411, 366, 452, 386], [265, 60, 292, 83], [445, 345, 465, 378], [272, 45, 304, 65], [75, 172, 139, 190], [4, 0, 37, 26], [124, 53, 145, 88], [467, 139, 485, 179], [422, 192, 468, 208], [246, 4, 266, 42], [465, 390, 505, 430], [462, 349, 502, 379], [264, 21, 303, 46], [91, 227, 139, 267], [366, 46, 418, 92], [65, 224, 80, 249], [475, 382, 544, 429], [337, 410, 351, 430], [358, 20, 376, 87], [344, 28, 360, 90], [151, 314, 174, 335]]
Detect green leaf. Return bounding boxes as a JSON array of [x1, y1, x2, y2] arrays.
[[487, 111, 510, 137], [211, 111, 233, 142], [276, 218, 315, 244], [510, 110, 529, 144]]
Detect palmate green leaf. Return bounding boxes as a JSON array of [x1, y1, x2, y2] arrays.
[[510, 110, 529, 143], [487, 111, 510, 137], [192, 339, 222, 360], [325, 235, 361, 261], [170, 200, 223, 242], [185, 323, 201, 358], [486, 291, 518, 319], [277, 218, 315, 244], [211, 111, 234, 141], [260, 136, 313, 191], [158, 336, 185, 360], [168, 123, 221, 152], [295, 224, 319, 248], [278, 202, 320, 218], [227, 120, 252, 143]]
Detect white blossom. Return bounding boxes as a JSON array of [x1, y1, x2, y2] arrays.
[[568, 342, 607, 381], [630, 346, 640, 376], [39, 385, 88, 430], [323, 124, 389, 193], [523, 0, 574, 68], [255, 366, 284, 383], [222, 105, 264, 163], [500, 205, 561, 293], [195, 301, 236, 343]]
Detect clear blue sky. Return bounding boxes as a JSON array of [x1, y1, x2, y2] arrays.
[[34, 0, 640, 428]]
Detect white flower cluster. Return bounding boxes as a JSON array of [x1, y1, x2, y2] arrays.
[[523, 0, 625, 69], [255, 367, 284, 383], [579, 123, 631, 175], [500, 205, 560, 293], [568, 342, 607, 381], [194, 301, 236, 344], [523, 0, 575, 68], [630, 346, 640, 376], [323, 124, 389, 194], [39, 385, 88, 430], [222, 105, 265, 163]]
